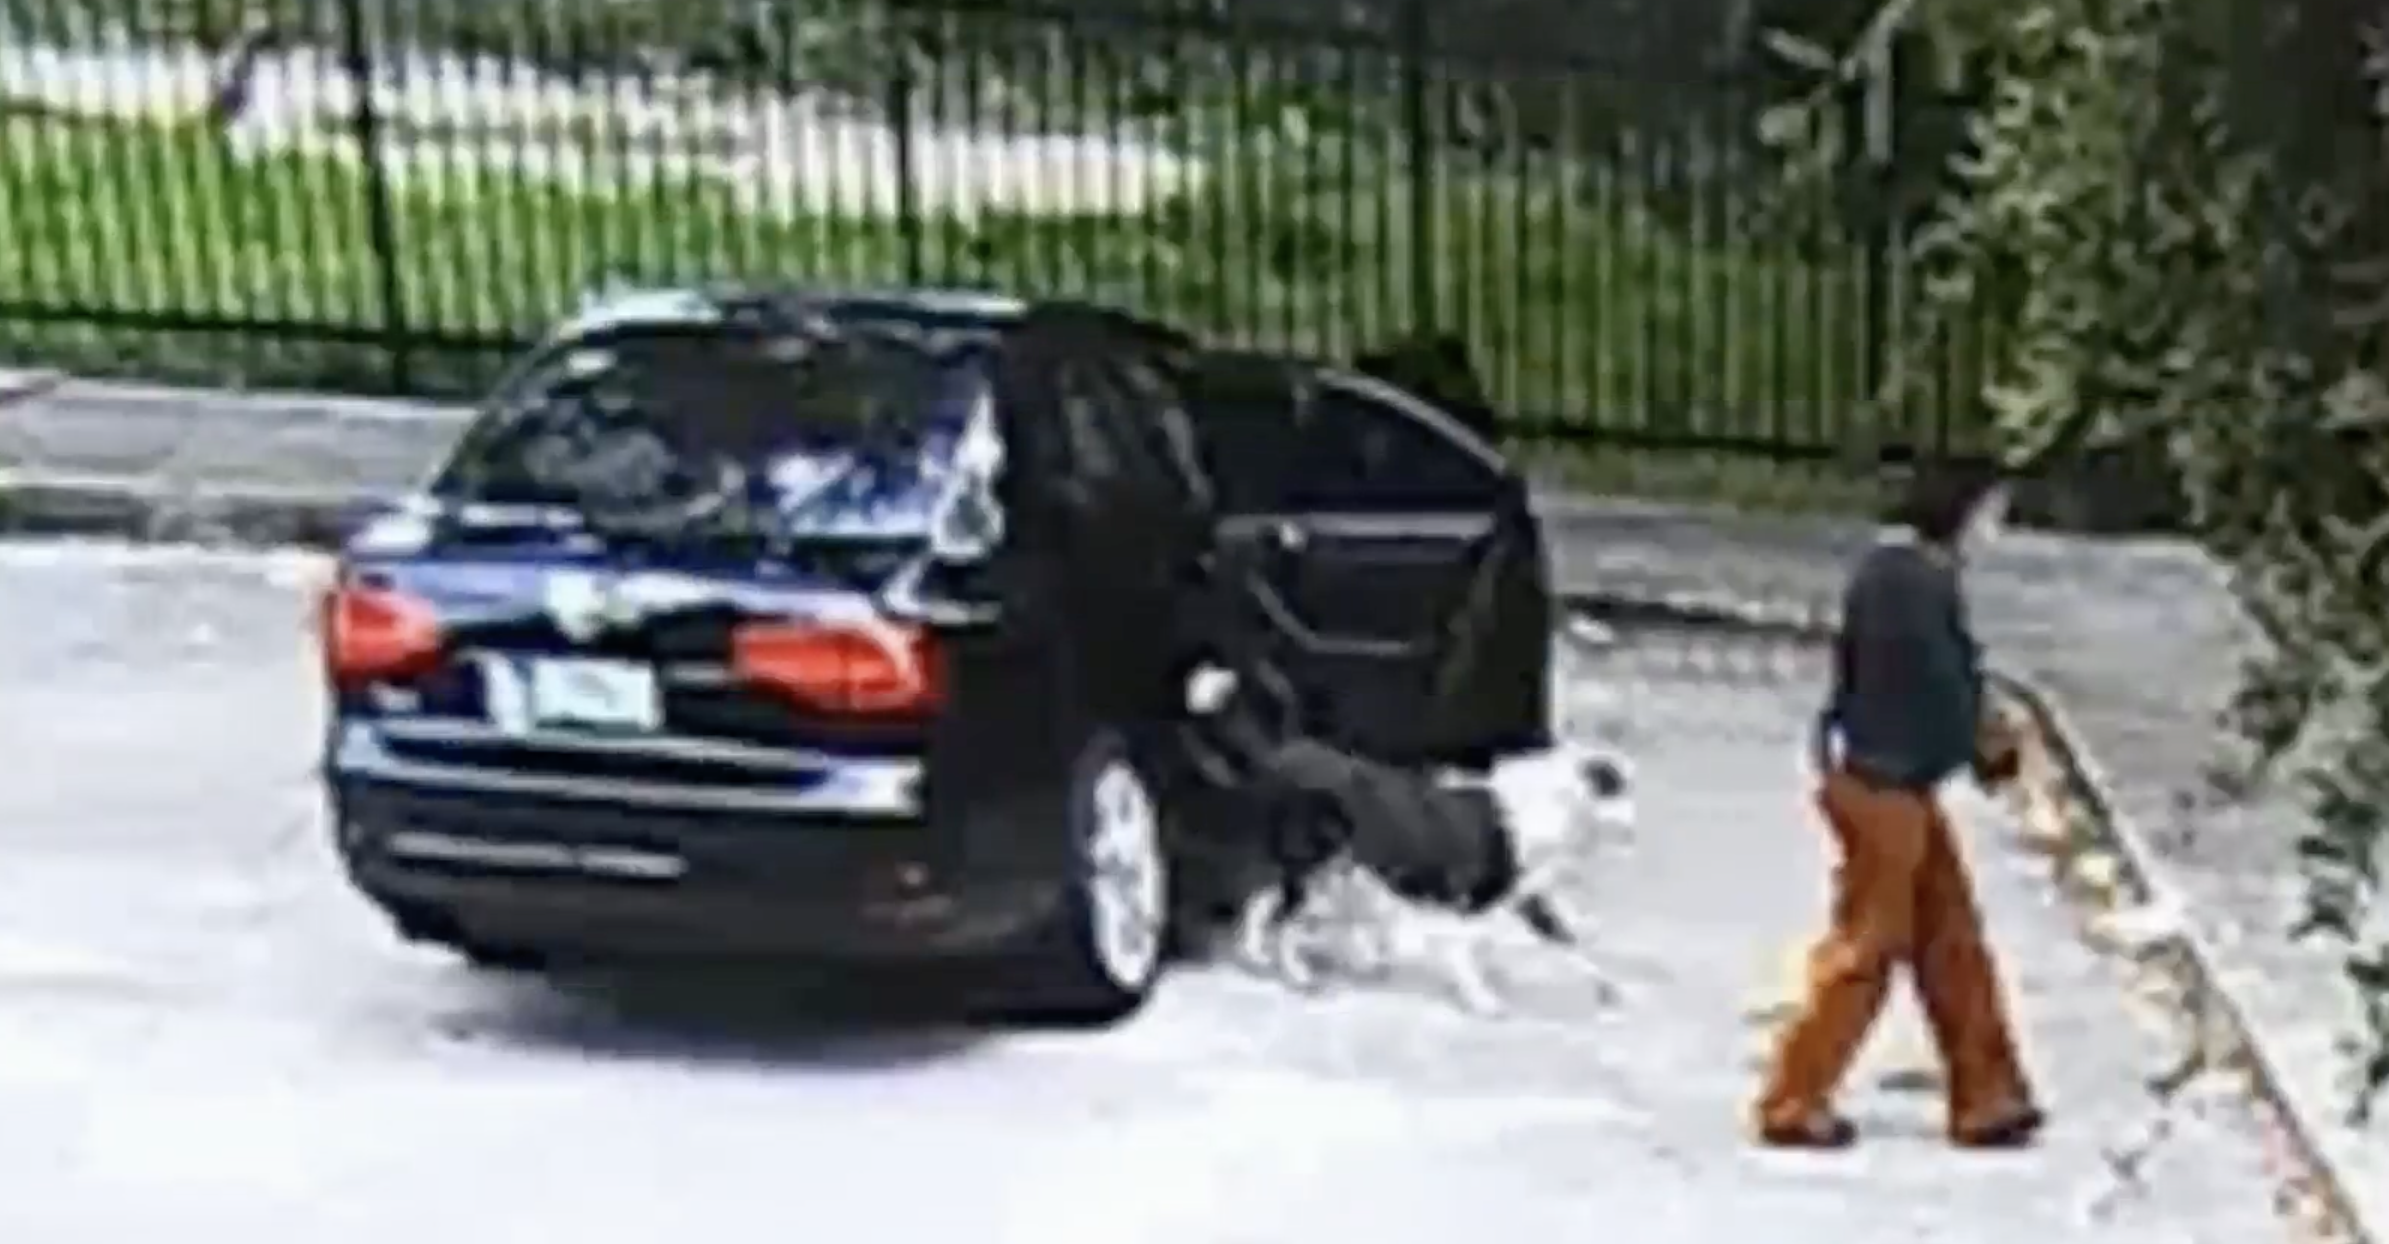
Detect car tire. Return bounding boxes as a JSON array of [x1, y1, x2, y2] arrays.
[[1006, 729, 1173, 1026]]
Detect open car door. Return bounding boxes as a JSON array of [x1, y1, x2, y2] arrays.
[[1188, 358, 1551, 767]]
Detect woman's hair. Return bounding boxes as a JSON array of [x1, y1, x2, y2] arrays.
[[1887, 454, 2008, 545]]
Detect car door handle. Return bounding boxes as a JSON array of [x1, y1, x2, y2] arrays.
[[1218, 515, 1316, 553]]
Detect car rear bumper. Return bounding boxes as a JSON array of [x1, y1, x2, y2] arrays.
[[324, 725, 1069, 962]]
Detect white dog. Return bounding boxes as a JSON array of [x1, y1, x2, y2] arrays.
[[1184, 666, 1636, 1014]]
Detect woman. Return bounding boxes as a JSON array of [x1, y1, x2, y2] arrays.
[[1752, 458, 2045, 1150]]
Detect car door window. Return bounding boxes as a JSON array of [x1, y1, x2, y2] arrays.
[[1283, 383, 1506, 513], [1051, 357, 1122, 481], [1102, 350, 1211, 514], [1182, 356, 1305, 513]]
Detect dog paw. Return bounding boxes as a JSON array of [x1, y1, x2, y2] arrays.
[[1339, 928, 1395, 979], [1235, 934, 1285, 983], [1233, 895, 1282, 965], [1447, 955, 1508, 1016], [1278, 945, 1329, 994], [1452, 979, 1507, 1017]]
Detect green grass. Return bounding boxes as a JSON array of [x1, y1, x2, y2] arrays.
[[0, 108, 1944, 473]]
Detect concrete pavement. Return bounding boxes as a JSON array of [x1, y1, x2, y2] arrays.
[[0, 544, 2288, 1241], [0, 371, 2381, 1232]]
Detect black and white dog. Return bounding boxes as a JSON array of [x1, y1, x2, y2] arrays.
[[1182, 665, 1636, 1014]]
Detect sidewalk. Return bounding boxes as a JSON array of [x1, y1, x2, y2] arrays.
[[1544, 633, 2281, 1241]]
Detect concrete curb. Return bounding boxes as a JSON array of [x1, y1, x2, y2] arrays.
[[1999, 676, 2381, 1244], [0, 474, 1754, 559], [1561, 590, 1835, 644], [0, 369, 66, 403], [0, 469, 380, 549], [0, 468, 1867, 612], [18, 380, 466, 426]]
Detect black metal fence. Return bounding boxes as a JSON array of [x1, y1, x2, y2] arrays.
[[0, 0, 1992, 459]]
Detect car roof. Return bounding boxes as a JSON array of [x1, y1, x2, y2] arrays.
[[547, 284, 1033, 346], [544, 294, 1495, 453]]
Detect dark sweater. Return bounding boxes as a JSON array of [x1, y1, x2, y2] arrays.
[[1821, 539, 1983, 792]]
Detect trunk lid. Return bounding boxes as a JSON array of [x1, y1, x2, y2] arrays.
[[343, 511, 940, 792], [330, 314, 1004, 793]]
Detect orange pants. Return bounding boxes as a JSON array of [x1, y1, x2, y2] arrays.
[[1755, 768, 2036, 1138]]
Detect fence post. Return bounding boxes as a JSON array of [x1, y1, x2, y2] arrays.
[[1857, 19, 1901, 448], [1860, 177, 1893, 442], [888, 9, 925, 288], [336, 0, 412, 394], [1399, 0, 1437, 334]]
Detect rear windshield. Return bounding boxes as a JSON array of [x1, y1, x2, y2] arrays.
[[435, 325, 992, 540]]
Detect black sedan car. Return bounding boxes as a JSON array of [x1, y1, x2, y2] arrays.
[[319, 286, 1554, 1025]]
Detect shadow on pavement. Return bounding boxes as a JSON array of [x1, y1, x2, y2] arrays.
[[417, 961, 1002, 1072]]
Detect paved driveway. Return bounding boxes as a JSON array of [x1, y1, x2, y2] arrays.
[[0, 543, 2287, 1243]]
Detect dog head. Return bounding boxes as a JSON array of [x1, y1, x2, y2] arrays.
[[1475, 743, 1636, 879]]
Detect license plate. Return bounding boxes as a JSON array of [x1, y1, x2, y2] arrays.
[[502, 657, 662, 733]]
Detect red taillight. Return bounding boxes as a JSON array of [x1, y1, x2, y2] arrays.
[[730, 621, 941, 716], [320, 583, 444, 690]]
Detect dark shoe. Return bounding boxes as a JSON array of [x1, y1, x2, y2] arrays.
[[1953, 1103, 2046, 1149], [1757, 1113, 1859, 1149]]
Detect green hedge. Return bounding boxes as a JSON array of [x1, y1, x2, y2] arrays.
[[0, 106, 1912, 447]]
